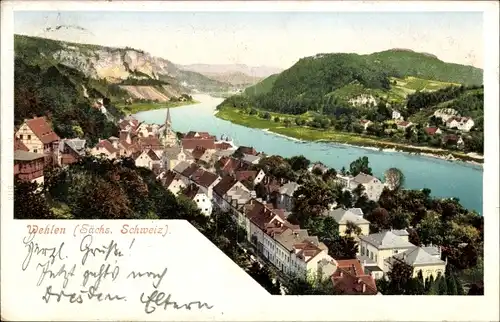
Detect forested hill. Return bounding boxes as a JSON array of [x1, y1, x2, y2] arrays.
[[367, 49, 483, 86], [221, 49, 482, 116]]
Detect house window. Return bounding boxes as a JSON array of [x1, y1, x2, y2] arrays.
[[370, 252, 373, 260], [196, 199, 199, 203], [33, 149, 37, 153], [394, 250, 399, 254], [19, 135, 23, 139], [204, 208, 208, 212]]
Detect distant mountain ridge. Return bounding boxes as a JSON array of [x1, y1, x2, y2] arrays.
[[178, 63, 283, 79]]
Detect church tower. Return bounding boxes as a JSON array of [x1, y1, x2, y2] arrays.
[[161, 107, 180, 170]]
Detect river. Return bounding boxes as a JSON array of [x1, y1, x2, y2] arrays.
[[134, 94, 483, 214]]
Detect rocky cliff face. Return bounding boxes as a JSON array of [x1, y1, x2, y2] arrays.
[[52, 43, 179, 83]]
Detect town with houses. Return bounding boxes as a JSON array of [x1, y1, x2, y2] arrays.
[[357, 104, 475, 151], [14, 107, 447, 296]]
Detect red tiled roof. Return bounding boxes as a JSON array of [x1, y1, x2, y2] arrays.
[[184, 131, 214, 139], [360, 119, 370, 124], [397, 121, 410, 127], [182, 138, 216, 150], [96, 139, 119, 154], [14, 137, 29, 152], [61, 153, 78, 165], [215, 142, 233, 150], [182, 184, 200, 200], [147, 149, 160, 161], [424, 127, 440, 135], [181, 163, 201, 178], [235, 170, 257, 182], [191, 169, 219, 188], [191, 146, 207, 160], [218, 157, 247, 175], [161, 170, 182, 187], [332, 259, 378, 295], [25, 117, 60, 144], [245, 200, 277, 230], [213, 175, 237, 196], [138, 136, 163, 150], [293, 241, 323, 263]]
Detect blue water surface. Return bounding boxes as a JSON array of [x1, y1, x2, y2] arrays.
[[134, 95, 483, 214]]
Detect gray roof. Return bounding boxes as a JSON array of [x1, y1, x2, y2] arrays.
[[61, 139, 86, 155], [392, 229, 409, 237], [356, 254, 377, 266], [326, 208, 370, 225], [274, 229, 309, 251], [14, 150, 44, 161], [279, 182, 301, 196], [422, 245, 441, 257], [391, 247, 446, 266], [172, 161, 191, 174], [353, 173, 377, 184], [242, 154, 261, 164], [163, 146, 183, 160], [359, 231, 415, 250]]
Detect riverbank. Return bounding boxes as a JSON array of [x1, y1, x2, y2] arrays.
[[116, 99, 200, 114], [215, 107, 483, 165]]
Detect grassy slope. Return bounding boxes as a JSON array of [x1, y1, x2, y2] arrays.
[[244, 74, 279, 96], [367, 49, 483, 86]]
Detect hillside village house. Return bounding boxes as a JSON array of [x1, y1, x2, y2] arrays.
[[234, 169, 266, 186], [16, 116, 60, 165], [326, 208, 370, 236], [308, 162, 328, 174], [336, 173, 385, 201], [160, 170, 187, 196], [385, 246, 446, 280], [56, 138, 87, 166], [91, 139, 119, 159], [357, 229, 445, 280], [424, 127, 443, 136], [433, 108, 459, 122], [14, 145, 45, 187], [277, 182, 301, 211], [132, 149, 161, 170], [163, 146, 192, 170], [391, 110, 402, 120], [190, 168, 221, 199], [396, 120, 413, 130], [213, 176, 240, 211], [241, 154, 262, 165], [182, 184, 213, 216], [332, 259, 378, 295], [446, 116, 475, 132], [181, 131, 217, 151]]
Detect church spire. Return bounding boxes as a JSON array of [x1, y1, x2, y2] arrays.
[[165, 107, 172, 127]]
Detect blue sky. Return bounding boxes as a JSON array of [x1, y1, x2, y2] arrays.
[[14, 11, 484, 68]]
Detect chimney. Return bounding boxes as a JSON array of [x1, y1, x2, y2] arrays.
[[363, 260, 367, 267], [340, 271, 343, 277], [362, 284, 366, 293]]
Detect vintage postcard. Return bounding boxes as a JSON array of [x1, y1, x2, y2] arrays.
[[1, 1, 499, 321]]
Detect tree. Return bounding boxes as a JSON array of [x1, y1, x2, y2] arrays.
[[345, 221, 362, 236], [287, 155, 311, 172], [416, 211, 443, 246], [247, 263, 281, 295], [390, 211, 412, 230], [14, 178, 54, 219], [325, 235, 358, 260], [349, 156, 372, 176], [437, 274, 448, 295], [365, 207, 391, 233], [446, 273, 458, 295], [273, 116, 280, 122], [384, 168, 405, 190], [386, 260, 414, 294]]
